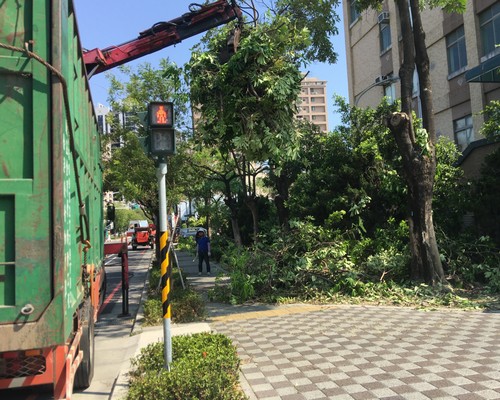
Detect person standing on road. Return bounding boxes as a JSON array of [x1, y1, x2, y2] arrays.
[[195, 229, 211, 275]]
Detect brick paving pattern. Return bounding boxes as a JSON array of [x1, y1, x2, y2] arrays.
[[212, 305, 500, 400]]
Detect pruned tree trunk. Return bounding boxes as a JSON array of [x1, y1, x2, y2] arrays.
[[390, 0, 444, 285], [387, 113, 444, 284]]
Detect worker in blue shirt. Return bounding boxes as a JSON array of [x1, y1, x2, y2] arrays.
[[195, 229, 211, 275]]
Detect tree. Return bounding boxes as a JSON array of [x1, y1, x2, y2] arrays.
[[187, 15, 309, 241], [356, 0, 466, 284], [472, 100, 500, 243], [271, 0, 340, 64], [189, 148, 245, 246], [480, 100, 500, 141], [104, 60, 192, 219]]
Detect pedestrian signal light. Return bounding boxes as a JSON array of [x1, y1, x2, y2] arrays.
[[150, 128, 175, 155], [148, 102, 173, 128], [148, 101, 175, 156]]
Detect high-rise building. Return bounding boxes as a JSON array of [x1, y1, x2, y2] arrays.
[[297, 77, 329, 132], [343, 0, 499, 176], [96, 103, 112, 135]]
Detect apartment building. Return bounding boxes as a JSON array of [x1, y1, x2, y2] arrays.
[[297, 77, 329, 132], [343, 0, 500, 176]]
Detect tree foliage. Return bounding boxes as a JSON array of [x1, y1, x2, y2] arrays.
[[480, 100, 500, 141], [187, 15, 307, 162], [272, 0, 340, 63], [104, 60, 193, 218]]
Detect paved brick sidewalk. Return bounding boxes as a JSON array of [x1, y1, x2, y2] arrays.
[[211, 305, 500, 400]]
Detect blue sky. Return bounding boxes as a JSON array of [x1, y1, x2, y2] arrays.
[[74, 0, 349, 129]]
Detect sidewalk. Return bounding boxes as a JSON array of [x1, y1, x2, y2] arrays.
[[109, 250, 223, 400], [110, 250, 500, 400]]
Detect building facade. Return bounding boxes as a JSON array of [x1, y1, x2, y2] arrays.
[[297, 77, 329, 132], [343, 0, 499, 158]]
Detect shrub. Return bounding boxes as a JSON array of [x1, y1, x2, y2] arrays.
[[143, 289, 206, 325], [127, 333, 247, 400], [144, 263, 206, 325], [438, 231, 500, 292], [171, 289, 206, 323], [143, 298, 163, 326]]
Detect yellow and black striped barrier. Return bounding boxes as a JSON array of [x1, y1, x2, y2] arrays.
[[160, 230, 171, 319]]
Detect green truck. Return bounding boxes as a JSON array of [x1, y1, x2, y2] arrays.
[[0, 1, 105, 398], [0, 0, 241, 398]]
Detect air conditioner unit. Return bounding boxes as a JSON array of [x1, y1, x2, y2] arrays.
[[378, 11, 390, 24]]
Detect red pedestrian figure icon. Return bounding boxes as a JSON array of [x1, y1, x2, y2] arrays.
[[156, 105, 168, 124]]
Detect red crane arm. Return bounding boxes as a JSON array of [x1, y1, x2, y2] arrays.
[[83, 0, 241, 77]]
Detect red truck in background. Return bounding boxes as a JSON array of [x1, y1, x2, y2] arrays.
[[128, 221, 156, 250]]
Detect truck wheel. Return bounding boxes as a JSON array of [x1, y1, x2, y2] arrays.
[[74, 303, 95, 389]]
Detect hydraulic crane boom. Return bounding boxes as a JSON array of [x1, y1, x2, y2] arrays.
[[83, 0, 242, 77]]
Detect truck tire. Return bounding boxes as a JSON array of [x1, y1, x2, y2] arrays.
[[74, 303, 95, 389]]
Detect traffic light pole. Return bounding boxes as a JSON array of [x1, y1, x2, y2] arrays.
[[147, 101, 175, 371], [157, 158, 172, 371]]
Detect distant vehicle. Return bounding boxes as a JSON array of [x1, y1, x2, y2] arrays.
[[131, 225, 154, 250], [127, 220, 149, 237], [179, 227, 207, 238]]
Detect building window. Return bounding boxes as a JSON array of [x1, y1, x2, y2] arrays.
[[446, 26, 467, 74], [384, 82, 396, 104], [350, 0, 360, 24], [379, 21, 391, 53], [454, 115, 474, 151], [311, 106, 316, 111], [97, 115, 104, 134], [479, 3, 500, 57]]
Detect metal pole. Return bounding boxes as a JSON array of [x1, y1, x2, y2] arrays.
[[157, 158, 172, 370], [120, 249, 129, 316]]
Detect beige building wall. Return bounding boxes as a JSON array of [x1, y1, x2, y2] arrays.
[[343, 0, 500, 157], [297, 77, 329, 132]]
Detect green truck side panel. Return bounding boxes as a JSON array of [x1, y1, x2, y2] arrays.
[[0, 0, 103, 351]]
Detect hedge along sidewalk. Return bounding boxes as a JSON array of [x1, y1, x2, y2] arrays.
[[126, 334, 248, 400]]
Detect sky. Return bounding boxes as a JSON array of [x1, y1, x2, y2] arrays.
[[73, 0, 349, 129]]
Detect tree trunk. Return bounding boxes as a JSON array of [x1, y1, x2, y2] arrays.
[[389, 0, 444, 285], [275, 194, 289, 231], [245, 198, 259, 243], [388, 113, 444, 284], [273, 170, 290, 231], [224, 197, 242, 246], [204, 196, 211, 237]]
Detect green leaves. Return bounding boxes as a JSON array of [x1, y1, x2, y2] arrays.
[[480, 100, 500, 141], [274, 0, 340, 63], [187, 16, 307, 164], [128, 334, 245, 400]]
